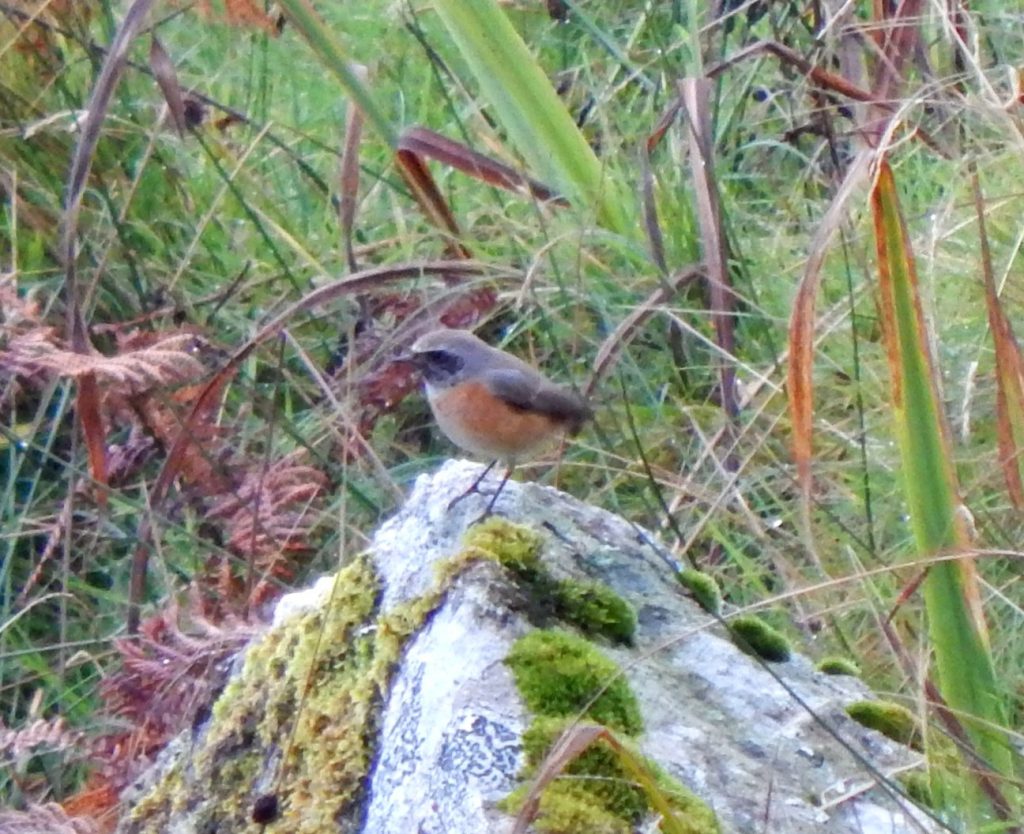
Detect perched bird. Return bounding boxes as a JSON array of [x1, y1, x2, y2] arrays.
[[408, 328, 592, 514]]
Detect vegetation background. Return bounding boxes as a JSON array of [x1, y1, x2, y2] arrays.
[[0, 0, 1021, 830]]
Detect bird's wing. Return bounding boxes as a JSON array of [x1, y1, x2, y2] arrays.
[[483, 367, 541, 410], [485, 368, 592, 431]]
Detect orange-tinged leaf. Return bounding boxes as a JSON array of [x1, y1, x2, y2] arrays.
[[394, 149, 469, 259], [971, 172, 1024, 508], [787, 152, 874, 495], [397, 127, 563, 204], [788, 273, 817, 491], [77, 372, 107, 507]]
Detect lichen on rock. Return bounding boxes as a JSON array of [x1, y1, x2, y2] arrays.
[[124, 554, 413, 834]]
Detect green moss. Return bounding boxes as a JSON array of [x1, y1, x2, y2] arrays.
[[676, 569, 722, 615], [521, 718, 645, 819], [126, 553, 445, 834], [503, 781, 631, 834], [491, 534, 719, 834], [504, 717, 718, 834], [506, 630, 642, 735], [461, 516, 544, 575], [899, 771, 934, 808], [502, 629, 720, 832], [845, 700, 923, 751], [552, 579, 637, 645], [458, 519, 636, 645], [728, 615, 792, 662], [816, 656, 860, 677]]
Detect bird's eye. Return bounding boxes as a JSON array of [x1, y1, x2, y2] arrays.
[[421, 349, 464, 377]]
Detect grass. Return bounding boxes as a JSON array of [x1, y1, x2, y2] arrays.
[[1, 0, 1022, 828]]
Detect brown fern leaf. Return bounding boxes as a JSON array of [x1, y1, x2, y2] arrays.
[[95, 329, 233, 492], [0, 278, 44, 331], [190, 0, 278, 34], [0, 803, 98, 834], [5, 332, 210, 395], [0, 717, 83, 761], [98, 601, 257, 776], [127, 380, 233, 493], [0, 282, 59, 395], [207, 451, 326, 580], [59, 777, 120, 834]]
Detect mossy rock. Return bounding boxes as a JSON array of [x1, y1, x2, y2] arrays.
[[461, 520, 636, 645], [507, 717, 719, 834], [461, 517, 544, 575], [676, 569, 722, 615], [505, 629, 642, 735], [129, 555, 394, 834], [552, 579, 637, 645], [816, 657, 860, 677], [728, 615, 792, 662], [845, 700, 923, 751]]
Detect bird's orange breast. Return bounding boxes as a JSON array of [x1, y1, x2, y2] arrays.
[[428, 381, 564, 460]]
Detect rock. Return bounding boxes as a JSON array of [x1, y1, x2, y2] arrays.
[[118, 460, 934, 834]]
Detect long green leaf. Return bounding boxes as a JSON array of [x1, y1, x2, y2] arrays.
[[871, 160, 1015, 816], [275, 0, 395, 146], [431, 0, 630, 234]]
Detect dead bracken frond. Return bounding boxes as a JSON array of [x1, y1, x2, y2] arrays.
[[0, 717, 83, 762], [189, 0, 280, 34], [0, 279, 45, 333], [3, 332, 210, 394], [98, 601, 258, 775], [0, 803, 98, 834], [208, 450, 327, 572]]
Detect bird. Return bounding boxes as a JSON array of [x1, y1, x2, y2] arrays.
[[407, 328, 592, 515]]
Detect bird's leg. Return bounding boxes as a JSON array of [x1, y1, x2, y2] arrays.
[[477, 463, 515, 522], [447, 459, 498, 511]]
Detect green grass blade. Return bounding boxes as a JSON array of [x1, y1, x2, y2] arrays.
[[431, 0, 631, 234], [275, 0, 395, 146], [871, 160, 1016, 815]]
